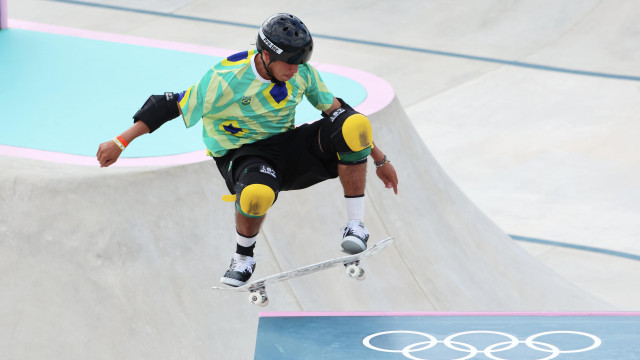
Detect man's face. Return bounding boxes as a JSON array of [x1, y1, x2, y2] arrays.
[[263, 52, 299, 82]]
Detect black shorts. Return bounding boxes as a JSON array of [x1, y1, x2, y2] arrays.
[[214, 118, 339, 194]]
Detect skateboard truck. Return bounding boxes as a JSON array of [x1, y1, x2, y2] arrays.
[[248, 283, 269, 307], [344, 260, 366, 280]]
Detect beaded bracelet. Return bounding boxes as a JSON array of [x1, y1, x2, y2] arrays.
[[374, 155, 390, 168]]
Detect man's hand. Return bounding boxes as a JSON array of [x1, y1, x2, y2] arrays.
[[97, 121, 150, 168], [96, 140, 123, 167], [376, 162, 398, 194], [370, 144, 398, 194]]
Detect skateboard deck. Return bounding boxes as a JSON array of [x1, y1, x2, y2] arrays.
[[212, 237, 394, 306]]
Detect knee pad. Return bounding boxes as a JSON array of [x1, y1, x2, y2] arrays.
[[234, 160, 279, 217], [238, 184, 276, 217], [322, 99, 373, 164], [340, 112, 372, 163]]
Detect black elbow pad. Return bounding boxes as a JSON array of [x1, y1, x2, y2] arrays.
[[133, 92, 180, 133]]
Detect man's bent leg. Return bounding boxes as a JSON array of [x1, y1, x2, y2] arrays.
[[318, 100, 373, 254], [235, 210, 265, 254], [338, 163, 370, 254], [220, 158, 279, 287], [338, 163, 366, 197]]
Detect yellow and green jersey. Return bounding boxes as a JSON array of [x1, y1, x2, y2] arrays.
[[178, 50, 334, 157]]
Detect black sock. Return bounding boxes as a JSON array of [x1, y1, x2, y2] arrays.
[[236, 243, 256, 257]]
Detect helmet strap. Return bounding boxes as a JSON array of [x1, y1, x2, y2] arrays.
[[259, 53, 283, 85]]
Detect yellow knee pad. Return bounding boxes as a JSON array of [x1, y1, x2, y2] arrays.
[[338, 113, 372, 162], [238, 184, 276, 217]]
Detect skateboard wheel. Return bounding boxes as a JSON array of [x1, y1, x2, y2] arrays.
[[249, 291, 269, 307], [346, 264, 365, 280], [356, 269, 366, 281]]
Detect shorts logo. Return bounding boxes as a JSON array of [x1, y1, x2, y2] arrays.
[[329, 108, 345, 122], [260, 165, 276, 179], [241, 96, 252, 106]]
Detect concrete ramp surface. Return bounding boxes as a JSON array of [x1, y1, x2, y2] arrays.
[[0, 98, 609, 359]]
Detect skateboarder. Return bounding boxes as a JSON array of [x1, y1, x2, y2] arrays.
[[96, 13, 398, 287]]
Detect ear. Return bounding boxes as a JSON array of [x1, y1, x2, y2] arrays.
[[261, 50, 271, 63]]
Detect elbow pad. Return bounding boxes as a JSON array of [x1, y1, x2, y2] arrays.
[[133, 92, 180, 133]]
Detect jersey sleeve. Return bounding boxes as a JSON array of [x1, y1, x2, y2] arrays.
[[178, 68, 217, 128], [302, 64, 334, 112]]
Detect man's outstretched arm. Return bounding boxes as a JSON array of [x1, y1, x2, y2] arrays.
[[96, 120, 150, 167], [96, 93, 182, 167]]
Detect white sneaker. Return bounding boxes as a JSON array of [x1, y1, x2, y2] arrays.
[[341, 220, 369, 254], [220, 254, 256, 287]]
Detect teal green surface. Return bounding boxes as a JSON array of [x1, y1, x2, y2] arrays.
[[0, 29, 365, 157], [256, 315, 640, 359]]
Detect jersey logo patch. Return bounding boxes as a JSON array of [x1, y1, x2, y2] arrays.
[[219, 120, 248, 137], [241, 96, 251, 106]]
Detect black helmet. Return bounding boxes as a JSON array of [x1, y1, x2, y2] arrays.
[[256, 13, 313, 65]]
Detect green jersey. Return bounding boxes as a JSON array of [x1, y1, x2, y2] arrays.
[[178, 49, 334, 157]]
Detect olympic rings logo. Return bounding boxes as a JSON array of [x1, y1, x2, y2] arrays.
[[363, 330, 601, 360]]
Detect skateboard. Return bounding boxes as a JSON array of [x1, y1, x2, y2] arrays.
[[212, 237, 394, 306]]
